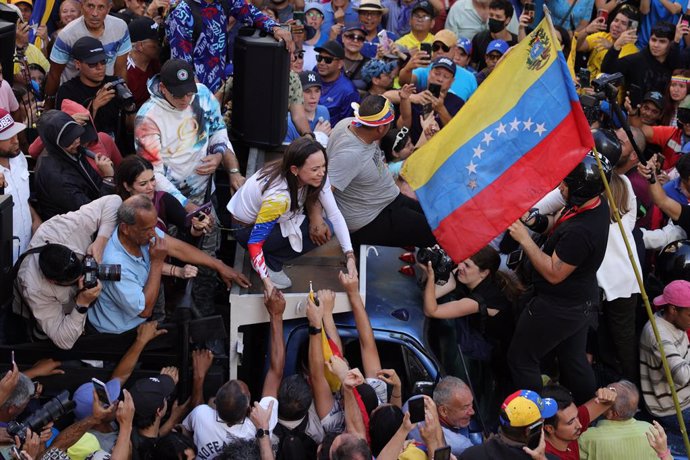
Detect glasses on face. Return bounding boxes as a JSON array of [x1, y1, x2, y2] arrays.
[[316, 54, 338, 64], [486, 53, 501, 61], [293, 50, 305, 60], [360, 10, 382, 17], [412, 14, 431, 21], [86, 60, 106, 68], [344, 33, 365, 42], [433, 42, 450, 53], [306, 10, 323, 18]]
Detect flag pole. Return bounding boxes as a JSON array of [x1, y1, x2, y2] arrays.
[[591, 146, 690, 459]]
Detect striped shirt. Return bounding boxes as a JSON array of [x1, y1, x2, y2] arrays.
[[640, 312, 690, 417]]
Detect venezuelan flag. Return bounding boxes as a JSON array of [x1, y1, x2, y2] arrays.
[[401, 15, 592, 263], [28, 0, 55, 44]]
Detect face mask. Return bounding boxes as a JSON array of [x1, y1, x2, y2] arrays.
[[488, 18, 505, 33]]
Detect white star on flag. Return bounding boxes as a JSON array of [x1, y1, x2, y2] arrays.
[[534, 123, 547, 137], [466, 161, 478, 174], [523, 118, 533, 131], [473, 145, 484, 159], [509, 118, 521, 131], [482, 132, 494, 145], [496, 123, 507, 135]]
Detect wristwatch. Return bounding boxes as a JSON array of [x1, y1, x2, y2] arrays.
[[309, 326, 322, 335], [75, 305, 89, 314], [256, 428, 270, 439], [229, 168, 241, 174]]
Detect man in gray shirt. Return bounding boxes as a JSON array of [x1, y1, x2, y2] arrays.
[[327, 94, 436, 247]]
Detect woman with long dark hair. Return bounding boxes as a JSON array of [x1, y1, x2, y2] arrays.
[[228, 137, 356, 291], [661, 69, 690, 127], [422, 245, 522, 427]]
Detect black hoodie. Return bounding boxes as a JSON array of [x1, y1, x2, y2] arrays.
[[33, 110, 116, 221]]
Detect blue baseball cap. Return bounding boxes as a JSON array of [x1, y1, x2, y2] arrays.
[[73, 379, 121, 421], [344, 22, 366, 33], [431, 56, 456, 75], [457, 37, 472, 54], [486, 39, 509, 56], [304, 2, 325, 15]]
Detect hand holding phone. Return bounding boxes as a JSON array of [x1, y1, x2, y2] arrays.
[[92, 378, 111, 407], [409, 397, 425, 423]]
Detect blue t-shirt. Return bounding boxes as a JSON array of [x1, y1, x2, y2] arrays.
[[320, 3, 359, 37], [664, 177, 690, 205], [414, 66, 477, 102], [89, 228, 166, 334], [285, 104, 331, 144], [319, 73, 361, 126], [638, 0, 685, 49], [361, 29, 400, 58]]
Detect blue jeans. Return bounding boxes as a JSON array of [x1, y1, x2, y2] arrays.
[[233, 217, 334, 271], [658, 408, 690, 457]]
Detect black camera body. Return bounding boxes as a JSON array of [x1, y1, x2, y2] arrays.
[[417, 245, 455, 285], [108, 77, 136, 114], [7, 391, 75, 445], [82, 255, 121, 289]]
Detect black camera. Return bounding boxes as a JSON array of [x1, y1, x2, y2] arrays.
[[82, 255, 121, 289], [591, 72, 624, 92], [7, 391, 75, 445], [417, 245, 455, 285], [108, 78, 136, 114]]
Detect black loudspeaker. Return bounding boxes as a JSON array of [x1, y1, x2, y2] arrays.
[[0, 195, 13, 308], [0, 4, 17, 86], [231, 28, 289, 148]]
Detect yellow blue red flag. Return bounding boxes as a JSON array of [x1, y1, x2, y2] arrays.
[[28, 0, 55, 44], [401, 16, 593, 263]]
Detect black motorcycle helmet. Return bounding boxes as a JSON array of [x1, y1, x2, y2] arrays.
[[591, 128, 622, 166], [562, 151, 612, 207], [657, 240, 690, 284]]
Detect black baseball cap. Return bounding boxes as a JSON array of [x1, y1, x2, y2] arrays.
[[129, 17, 159, 43], [315, 40, 345, 59], [72, 36, 106, 64], [412, 0, 435, 17], [642, 91, 664, 110], [130, 374, 176, 421], [160, 59, 197, 97], [299, 70, 322, 90]]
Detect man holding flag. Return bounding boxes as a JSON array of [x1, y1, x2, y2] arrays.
[[400, 15, 599, 402]]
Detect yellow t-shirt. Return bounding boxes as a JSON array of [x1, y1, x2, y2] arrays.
[[585, 31, 638, 78], [395, 32, 435, 51]]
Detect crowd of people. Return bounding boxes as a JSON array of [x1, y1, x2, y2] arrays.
[[3, 0, 690, 457]]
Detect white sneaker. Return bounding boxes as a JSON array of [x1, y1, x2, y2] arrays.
[[267, 268, 292, 289]]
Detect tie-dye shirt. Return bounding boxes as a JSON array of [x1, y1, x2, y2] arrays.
[[166, 0, 278, 93], [134, 76, 233, 204]]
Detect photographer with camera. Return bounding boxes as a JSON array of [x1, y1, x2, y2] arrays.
[[14, 195, 122, 350], [56, 36, 136, 139], [88, 195, 250, 334]]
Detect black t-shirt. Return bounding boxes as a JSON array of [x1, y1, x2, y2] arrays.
[[674, 204, 690, 235], [471, 31, 518, 70], [531, 199, 610, 306], [455, 277, 513, 347], [56, 75, 121, 136], [130, 430, 157, 460], [410, 92, 464, 144]]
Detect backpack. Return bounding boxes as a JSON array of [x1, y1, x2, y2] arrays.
[[273, 416, 318, 460]]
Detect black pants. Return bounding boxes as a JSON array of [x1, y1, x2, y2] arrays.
[[598, 295, 640, 383], [507, 295, 596, 405], [351, 194, 436, 248]]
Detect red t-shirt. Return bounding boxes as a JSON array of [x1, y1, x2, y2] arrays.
[[127, 59, 161, 109], [545, 405, 591, 460], [650, 125, 683, 171]]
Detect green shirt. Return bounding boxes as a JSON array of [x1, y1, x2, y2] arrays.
[[577, 418, 658, 459]]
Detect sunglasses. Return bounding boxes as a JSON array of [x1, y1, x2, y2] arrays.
[[316, 55, 339, 64], [293, 50, 305, 60], [412, 14, 431, 20], [306, 10, 324, 18], [86, 60, 106, 68], [344, 33, 365, 42], [433, 42, 450, 53], [393, 126, 409, 152]]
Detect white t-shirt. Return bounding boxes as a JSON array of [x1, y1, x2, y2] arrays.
[[182, 397, 279, 460], [50, 15, 132, 83], [1, 153, 31, 263]]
